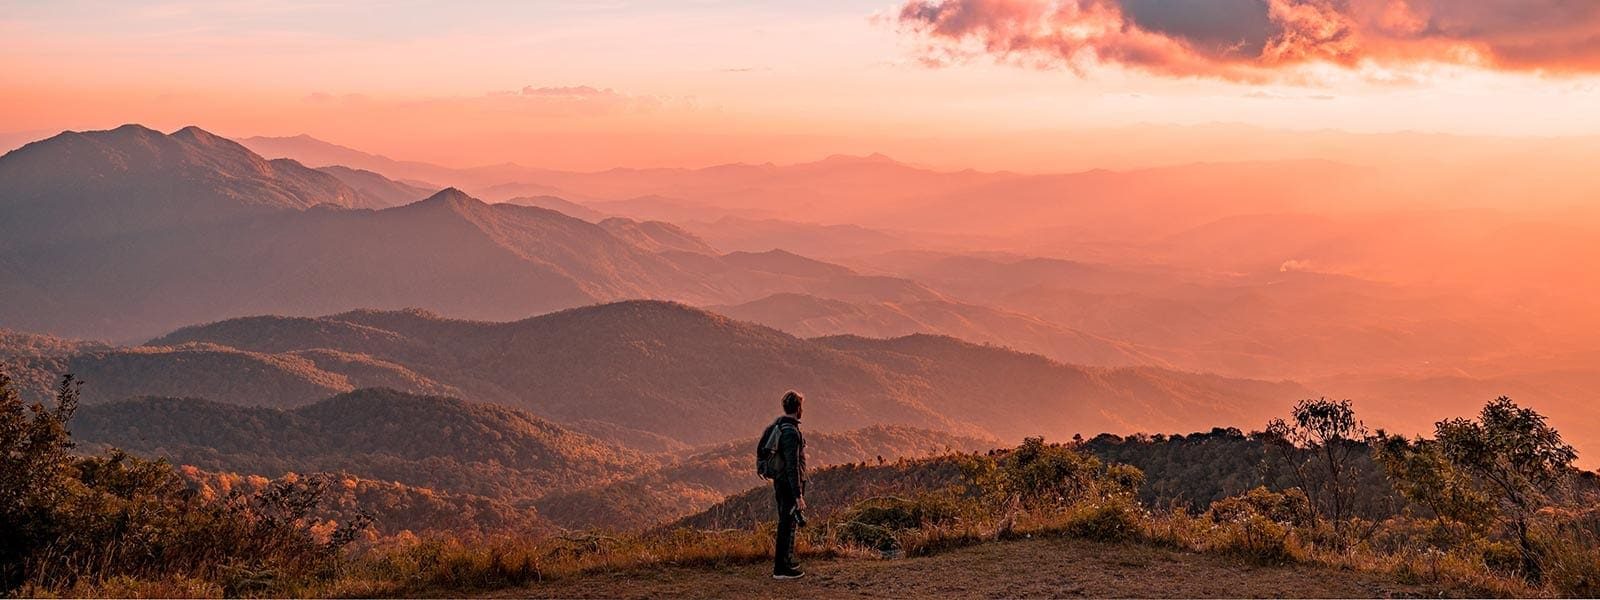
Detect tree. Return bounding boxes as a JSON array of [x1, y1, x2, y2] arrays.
[[0, 371, 79, 591], [0, 369, 370, 594], [1264, 398, 1369, 530], [1434, 396, 1576, 583], [1372, 433, 1496, 529]]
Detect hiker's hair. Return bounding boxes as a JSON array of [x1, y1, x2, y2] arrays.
[[781, 390, 804, 415]]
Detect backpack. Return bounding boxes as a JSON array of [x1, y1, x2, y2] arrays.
[[756, 419, 790, 479]]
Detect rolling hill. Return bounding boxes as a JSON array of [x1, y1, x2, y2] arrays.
[[597, 217, 719, 254], [176, 466, 554, 537], [503, 195, 608, 221], [72, 388, 644, 501], [316, 164, 438, 206], [711, 293, 1158, 368], [533, 425, 998, 530], [83, 301, 1307, 453]]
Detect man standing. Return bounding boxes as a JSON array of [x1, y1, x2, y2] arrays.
[[764, 390, 807, 579]]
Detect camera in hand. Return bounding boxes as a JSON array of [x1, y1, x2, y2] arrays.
[[792, 507, 808, 528]]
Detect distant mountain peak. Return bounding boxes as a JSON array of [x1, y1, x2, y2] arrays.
[[170, 125, 230, 145], [413, 187, 481, 209], [108, 123, 163, 135], [0, 123, 400, 248], [816, 152, 901, 166]]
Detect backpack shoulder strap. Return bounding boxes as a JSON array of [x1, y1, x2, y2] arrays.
[[763, 418, 785, 451]]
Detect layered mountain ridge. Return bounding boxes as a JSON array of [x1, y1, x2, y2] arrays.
[[6, 300, 1308, 455], [0, 126, 1011, 342]]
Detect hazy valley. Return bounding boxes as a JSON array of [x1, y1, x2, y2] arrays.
[[4, 121, 1600, 597]]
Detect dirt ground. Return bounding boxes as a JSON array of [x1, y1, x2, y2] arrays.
[[483, 537, 1447, 599]]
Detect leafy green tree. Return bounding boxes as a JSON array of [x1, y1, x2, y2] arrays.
[[1372, 433, 1496, 535], [1434, 396, 1577, 583], [995, 437, 1142, 510], [1264, 398, 1369, 530]]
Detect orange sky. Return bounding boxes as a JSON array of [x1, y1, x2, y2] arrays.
[[4, 1, 1600, 171]]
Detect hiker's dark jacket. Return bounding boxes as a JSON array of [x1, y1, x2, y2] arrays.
[[773, 415, 806, 496]]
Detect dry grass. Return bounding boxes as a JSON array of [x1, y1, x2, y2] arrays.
[[28, 441, 1600, 598], [485, 536, 1446, 599]]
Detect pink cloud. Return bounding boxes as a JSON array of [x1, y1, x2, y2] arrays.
[[893, 0, 1600, 81]]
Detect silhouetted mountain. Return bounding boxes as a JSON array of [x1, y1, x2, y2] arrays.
[[503, 195, 608, 221], [12, 343, 354, 406], [73, 389, 643, 501], [0, 180, 658, 340], [711, 250, 947, 305], [683, 217, 911, 257], [847, 251, 1170, 298], [134, 301, 1303, 451], [236, 134, 567, 192], [1, 126, 966, 340], [0, 125, 390, 248], [598, 217, 718, 254], [249, 138, 1370, 245], [816, 333, 1304, 441], [711, 293, 1158, 367], [238, 134, 461, 183], [722, 249, 855, 279], [534, 425, 997, 530], [316, 165, 437, 207]]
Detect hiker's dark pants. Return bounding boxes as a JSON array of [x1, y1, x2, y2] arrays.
[[774, 479, 798, 572]]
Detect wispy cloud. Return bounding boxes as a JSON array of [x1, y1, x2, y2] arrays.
[[302, 85, 675, 119]]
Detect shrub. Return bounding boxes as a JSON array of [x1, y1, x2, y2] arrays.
[[966, 437, 1144, 515], [1207, 486, 1315, 529], [1215, 513, 1299, 564], [831, 494, 968, 553], [1, 372, 369, 596], [1366, 515, 1483, 555], [1141, 505, 1210, 551], [1532, 508, 1600, 596], [1206, 488, 1308, 564], [1061, 497, 1143, 543], [1480, 541, 1523, 577]]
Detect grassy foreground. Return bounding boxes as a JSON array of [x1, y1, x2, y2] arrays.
[[9, 372, 1600, 598], [481, 536, 1442, 599]]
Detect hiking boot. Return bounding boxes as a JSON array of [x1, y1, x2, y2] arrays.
[[772, 567, 805, 580]]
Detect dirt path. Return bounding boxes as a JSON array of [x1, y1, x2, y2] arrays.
[[483, 537, 1444, 599]]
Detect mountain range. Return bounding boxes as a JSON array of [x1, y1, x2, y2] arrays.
[[0, 299, 1307, 462], [1, 126, 1008, 343], [9, 123, 1595, 471]]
